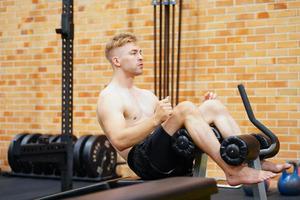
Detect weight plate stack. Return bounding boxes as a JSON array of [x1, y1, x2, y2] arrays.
[[32, 134, 52, 175], [49, 135, 60, 143], [8, 133, 29, 173], [43, 134, 60, 175], [54, 134, 78, 176], [20, 133, 41, 173], [56, 135, 78, 144]]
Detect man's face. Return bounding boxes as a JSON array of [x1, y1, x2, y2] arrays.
[[112, 42, 144, 76]]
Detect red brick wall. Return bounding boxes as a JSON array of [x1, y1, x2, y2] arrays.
[[0, 0, 299, 178]]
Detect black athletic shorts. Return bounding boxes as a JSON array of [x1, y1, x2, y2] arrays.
[[127, 125, 195, 180]]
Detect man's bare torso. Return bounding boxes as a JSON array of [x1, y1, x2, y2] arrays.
[[97, 83, 157, 159]]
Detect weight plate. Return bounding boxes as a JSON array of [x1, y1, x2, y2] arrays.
[[56, 135, 77, 144], [73, 135, 91, 177], [82, 135, 117, 178], [20, 133, 41, 173], [32, 134, 52, 175], [43, 135, 60, 175], [37, 134, 52, 144], [101, 138, 117, 177], [49, 135, 60, 143], [8, 133, 29, 173], [53, 134, 78, 176], [52, 135, 62, 176]]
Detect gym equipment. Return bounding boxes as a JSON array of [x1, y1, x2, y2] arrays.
[[239, 84, 280, 200], [33, 134, 53, 175], [8, 133, 29, 173], [172, 124, 223, 159], [49, 135, 60, 143], [81, 135, 117, 178], [54, 135, 78, 176], [220, 85, 280, 167], [6, 0, 75, 191], [220, 134, 260, 166], [55, 0, 75, 190], [4, 1, 218, 199], [211, 124, 223, 143], [152, 0, 182, 105], [56, 135, 77, 144], [20, 133, 42, 173], [74, 135, 91, 177], [172, 125, 223, 178], [278, 161, 300, 196], [172, 128, 196, 159], [8, 134, 56, 175], [1, 172, 295, 200], [238, 85, 280, 160], [218, 84, 281, 200], [44, 135, 61, 175], [7, 133, 117, 180], [10, 133, 68, 178], [40, 177, 217, 200], [251, 133, 271, 150]]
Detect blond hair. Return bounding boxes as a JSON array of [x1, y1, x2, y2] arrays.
[[105, 33, 137, 62]]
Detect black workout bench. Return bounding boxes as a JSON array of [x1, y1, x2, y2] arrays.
[[63, 177, 218, 200]]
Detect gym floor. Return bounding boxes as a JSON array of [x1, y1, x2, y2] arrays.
[[213, 188, 300, 200], [0, 174, 91, 200], [212, 179, 300, 200]]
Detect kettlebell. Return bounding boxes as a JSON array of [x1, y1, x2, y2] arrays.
[[278, 161, 300, 196]]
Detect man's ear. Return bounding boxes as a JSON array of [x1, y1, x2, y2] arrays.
[[111, 56, 121, 67]]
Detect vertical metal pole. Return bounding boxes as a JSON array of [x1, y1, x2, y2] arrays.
[[193, 151, 208, 177], [154, 0, 181, 102], [153, 1, 158, 96], [249, 159, 268, 200], [170, 1, 175, 106], [159, 1, 163, 99], [56, 0, 74, 191], [164, 0, 170, 97], [176, 0, 182, 105]]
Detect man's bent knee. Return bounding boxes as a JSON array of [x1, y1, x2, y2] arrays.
[[200, 99, 227, 116], [174, 101, 198, 118], [161, 101, 198, 135]]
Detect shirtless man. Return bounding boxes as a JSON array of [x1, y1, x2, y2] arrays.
[[97, 33, 290, 185]]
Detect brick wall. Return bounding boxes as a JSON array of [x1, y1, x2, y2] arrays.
[[0, 0, 299, 179]]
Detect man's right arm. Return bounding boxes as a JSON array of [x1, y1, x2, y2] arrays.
[[97, 94, 172, 151]]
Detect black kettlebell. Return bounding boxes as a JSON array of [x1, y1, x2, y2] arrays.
[[278, 161, 300, 196]]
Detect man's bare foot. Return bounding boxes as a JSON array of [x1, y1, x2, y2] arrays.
[[225, 166, 276, 186], [261, 160, 291, 173]]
